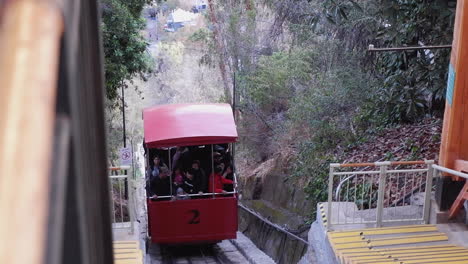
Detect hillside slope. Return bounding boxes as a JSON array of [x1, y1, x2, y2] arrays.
[[237, 118, 442, 263]]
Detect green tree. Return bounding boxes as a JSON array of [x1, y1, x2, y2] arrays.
[[267, 0, 455, 123], [101, 0, 152, 103], [369, 0, 456, 123], [248, 50, 313, 113]]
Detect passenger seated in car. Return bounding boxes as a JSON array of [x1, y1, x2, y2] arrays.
[[191, 160, 207, 192], [208, 165, 234, 193], [222, 165, 234, 192], [208, 152, 223, 177], [182, 168, 203, 195], [218, 161, 225, 172], [151, 156, 165, 178], [150, 167, 171, 199], [174, 186, 189, 200], [173, 168, 192, 200], [146, 156, 164, 196], [213, 152, 223, 166], [214, 144, 231, 167], [172, 167, 184, 187]]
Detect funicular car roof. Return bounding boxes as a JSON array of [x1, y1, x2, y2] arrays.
[[143, 103, 238, 148]]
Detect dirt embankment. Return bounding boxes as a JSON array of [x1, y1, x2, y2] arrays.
[[334, 118, 442, 164]]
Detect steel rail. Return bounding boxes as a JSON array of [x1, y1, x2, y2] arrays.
[[368, 44, 451, 52], [156, 244, 237, 264]]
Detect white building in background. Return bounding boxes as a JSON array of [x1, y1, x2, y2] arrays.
[[169, 8, 196, 24], [195, 0, 207, 10], [165, 8, 198, 31]]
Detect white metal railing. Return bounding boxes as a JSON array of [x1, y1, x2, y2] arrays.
[[109, 166, 134, 234], [432, 164, 468, 180], [327, 160, 434, 230], [150, 173, 238, 200], [150, 191, 236, 200]]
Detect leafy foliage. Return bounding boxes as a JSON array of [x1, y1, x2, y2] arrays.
[[101, 0, 153, 102], [367, 0, 455, 123], [189, 29, 217, 67], [269, 0, 455, 124], [210, 0, 455, 221], [247, 50, 313, 113]]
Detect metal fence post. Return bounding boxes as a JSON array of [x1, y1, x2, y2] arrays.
[[376, 162, 389, 227], [109, 170, 116, 224], [327, 164, 338, 231], [129, 177, 135, 234], [423, 161, 435, 224]]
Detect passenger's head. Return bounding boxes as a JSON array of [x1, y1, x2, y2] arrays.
[[214, 165, 223, 174], [214, 145, 225, 154], [192, 160, 200, 170], [174, 167, 182, 175], [219, 162, 225, 171], [159, 167, 169, 178], [153, 156, 160, 166], [226, 165, 233, 174], [186, 169, 195, 180], [213, 152, 222, 164], [176, 187, 185, 195]]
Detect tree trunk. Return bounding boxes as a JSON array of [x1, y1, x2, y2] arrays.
[[207, 0, 232, 104]]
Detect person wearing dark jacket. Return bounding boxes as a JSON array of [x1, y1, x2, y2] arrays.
[[191, 160, 207, 192], [182, 168, 203, 195], [150, 167, 171, 199]]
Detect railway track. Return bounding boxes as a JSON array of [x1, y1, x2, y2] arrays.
[[146, 240, 248, 264]]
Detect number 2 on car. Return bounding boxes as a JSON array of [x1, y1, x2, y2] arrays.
[[188, 209, 200, 224]]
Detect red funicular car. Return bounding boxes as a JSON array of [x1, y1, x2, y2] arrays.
[[143, 103, 238, 244]]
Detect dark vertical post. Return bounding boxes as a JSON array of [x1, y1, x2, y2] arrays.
[[212, 144, 215, 197], [130, 138, 135, 179], [232, 72, 236, 173], [169, 149, 173, 196], [232, 71, 236, 118], [121, 83, 128, 198], [59, 0, 114, 262], [121, 83, 126, 148]]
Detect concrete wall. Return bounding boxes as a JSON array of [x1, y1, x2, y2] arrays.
[[238, 156, 317, 263]]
